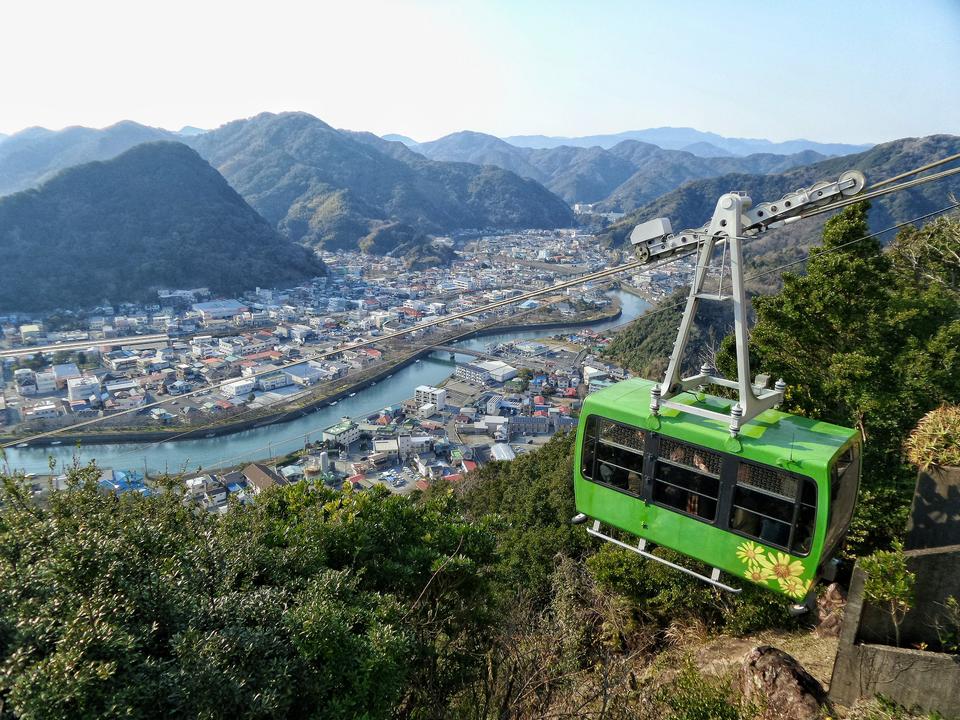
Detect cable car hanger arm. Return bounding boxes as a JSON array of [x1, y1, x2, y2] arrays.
[[627, 170, 867, 435]]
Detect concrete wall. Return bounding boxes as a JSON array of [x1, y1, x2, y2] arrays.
[[905, 466, 960, 551], [830, 549, 960, 716], [856, 543, 960, 649]]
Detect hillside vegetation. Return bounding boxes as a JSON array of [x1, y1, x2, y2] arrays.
[[188, 112, 574, 251], [602, 135, 960, 292], [0, 142, 324, 311]]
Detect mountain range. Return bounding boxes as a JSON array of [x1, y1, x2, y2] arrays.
[[185, 113, 574, 250], [500, 127, 873, 157], [410, 130, 828, 208], [601, 134, 960, 291], [0, 142, 323, 311]]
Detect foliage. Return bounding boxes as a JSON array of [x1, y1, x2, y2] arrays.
[[0, 465, 497, 719], [657, 664, 758, 720], [0, 142, 324, 312], [904, 405, 960, 469], [718, 208, 960, 553], [587, 544, 797, 636], [847, 695, 947, 720], [457, 431, 590, 599], [860, 540, 916, 648], [602, 286, 734, 379]]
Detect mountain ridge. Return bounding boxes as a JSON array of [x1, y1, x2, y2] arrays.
[[0, 141, 324, 311], [187, 112, 574, 252]]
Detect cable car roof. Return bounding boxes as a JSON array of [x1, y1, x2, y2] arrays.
[[583, 378, 857, 473]]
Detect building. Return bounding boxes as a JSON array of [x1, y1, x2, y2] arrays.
[[322, 420, 360, 447], [23, 401, 60, 420], [414, 385, 447, 410], [192, 299, 248, 322], [222, 378, 256, 398], [34, 371, 57, 394], [241, 463, 287, 495], [67, 376, 101, 403], [491, 443, 516, 461], [283, 362, 323, 387], [456, 360, 518, 384]]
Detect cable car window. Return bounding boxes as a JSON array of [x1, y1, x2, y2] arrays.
[[729, 463, 816, 556], [825, 444, 860, 555], [581, 417, 644, 496], [652, 438, 721, 522]]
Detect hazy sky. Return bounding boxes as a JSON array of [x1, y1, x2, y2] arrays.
[[1, 0, 958, 143]]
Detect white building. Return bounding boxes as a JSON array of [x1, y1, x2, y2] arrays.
[[322, 420, 360, 446], [67, 376, 101, 402], [414, 385, 447, 410], [35, 371, 57, 394], [223, 378, 256, 398]]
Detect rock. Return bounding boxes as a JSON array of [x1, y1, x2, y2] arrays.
[[739, 646, 834, 720], [815, 582, 846, 638]]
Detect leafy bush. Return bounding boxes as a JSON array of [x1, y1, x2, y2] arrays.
[[587, 544, 798, 636], [860, 540, 916, 647]]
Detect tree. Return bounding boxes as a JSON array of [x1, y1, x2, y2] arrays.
[[718, 206, 960, 552], [860, 540, 915, 647], [0, 465, 498, 719]]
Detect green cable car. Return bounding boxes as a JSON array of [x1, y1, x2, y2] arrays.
[[573, 378, 861, 600], [573, 173, 867, 602]]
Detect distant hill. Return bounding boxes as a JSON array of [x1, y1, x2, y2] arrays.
[[599, 146, 827, 212], [0, 121, 177, 196], [381, 133, 418, 146], [502, 127, 872, 157], [177, 126, 208, 137], [0, 142, 324, 312], [601, 134, 960, 291], [188, 112, 573, 252], [411, 130, 825, 207]]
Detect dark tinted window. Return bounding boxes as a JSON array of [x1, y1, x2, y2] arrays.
[[729, 462, 816, 555], [581, 417, 644, 496], [825, 444, 860, 555], [652, 438, 722, 522]]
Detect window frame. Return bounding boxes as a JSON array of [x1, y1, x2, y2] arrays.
[[824, 442, 861, 558], [648, 434, 724, 525], [726, 458, 817, 557], [579, 415, 646, 499]]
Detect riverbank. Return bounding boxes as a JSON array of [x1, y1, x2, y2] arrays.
[[5, 302, 623, 449]]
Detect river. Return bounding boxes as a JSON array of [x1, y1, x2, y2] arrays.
[[3, 290, 650, 475]]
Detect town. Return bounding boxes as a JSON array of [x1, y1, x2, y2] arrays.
[[1, 228, 698, 512]]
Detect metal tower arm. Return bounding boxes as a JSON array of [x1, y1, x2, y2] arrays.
[[629, 170, 867, 434]]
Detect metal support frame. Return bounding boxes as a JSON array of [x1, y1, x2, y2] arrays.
[[652, 193, 785, 435], [586, 520, 742, 593], [632, 169, 866, 436]]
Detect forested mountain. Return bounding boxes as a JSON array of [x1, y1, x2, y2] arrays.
[[602, 134, 960, 289], [411, 130, 825, 206], [188, 112, 574, 252], [0, 121, 177, 196], [502, 126, 872, 156], [0, 142, 323, 311]]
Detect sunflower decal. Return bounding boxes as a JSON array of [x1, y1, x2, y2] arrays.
[[736, 540, 764, 564], [735, 541, 811, 599], [743, 563, 774, 583]]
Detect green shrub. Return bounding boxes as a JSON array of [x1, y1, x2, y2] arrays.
[[905, 405, 960, 469]]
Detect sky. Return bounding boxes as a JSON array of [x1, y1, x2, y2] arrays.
[[0, 0, 958, 144]]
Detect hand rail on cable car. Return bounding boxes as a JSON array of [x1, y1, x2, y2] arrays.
[[578, 516, 742, 594]]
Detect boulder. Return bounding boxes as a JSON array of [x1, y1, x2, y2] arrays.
[[739, 646, 834, 720], [815, 582, 846, 638]]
